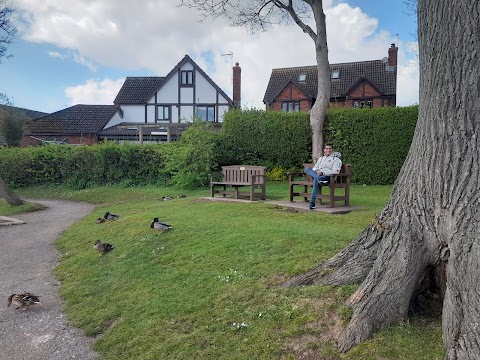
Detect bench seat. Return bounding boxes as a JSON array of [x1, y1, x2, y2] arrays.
[[288, 163, 351, 207], [210, 165, 266, 201]]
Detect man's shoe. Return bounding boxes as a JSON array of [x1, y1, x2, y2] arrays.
[[309, 202, 316, 210], [319, 181, 329, 185]]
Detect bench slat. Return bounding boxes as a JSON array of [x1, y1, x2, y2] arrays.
[[211, 166, 266, 201]]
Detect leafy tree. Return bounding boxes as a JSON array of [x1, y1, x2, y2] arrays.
[[0, 107, 27, 146], [285, 1, 480, 358], [179, 0, 330, 160]]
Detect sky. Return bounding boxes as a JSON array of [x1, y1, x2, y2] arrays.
[[0, 0, 419, 114]]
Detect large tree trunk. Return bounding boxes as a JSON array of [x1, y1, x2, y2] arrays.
[[285, 1, 480, 358], [310, 2, 330, 161], [0, 177, 24, 205]]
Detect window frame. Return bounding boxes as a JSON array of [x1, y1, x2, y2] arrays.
[[281, 101, 300, 112], [157, 105, 171, 121], [180, 70, 194, 86], [196, 105, 216, 122], [331, 70, 340, 79]]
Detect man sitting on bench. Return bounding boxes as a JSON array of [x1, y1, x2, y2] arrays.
[[305, 144, 342, 209]]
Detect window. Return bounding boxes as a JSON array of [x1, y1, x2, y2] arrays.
[[157, 105, 170, 121], [298, 74, 306, 82], [353, 100, 373, 109], [197, 106, 215, 122], [331, 70, 340, 79], [282, 101, 300, 112], [181, 70, 193, 86]]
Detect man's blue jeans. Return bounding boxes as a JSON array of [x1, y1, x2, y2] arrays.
[[305, 167, 330, 203]]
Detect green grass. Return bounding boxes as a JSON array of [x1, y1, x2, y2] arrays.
[[0, 199, 46, 215], [9, 182, 444, 359]]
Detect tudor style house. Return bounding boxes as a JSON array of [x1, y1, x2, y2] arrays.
[[22, 55, 237, 145], [263, 44, 398, 111]]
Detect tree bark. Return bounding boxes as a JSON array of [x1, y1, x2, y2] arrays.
[[285, 1, 480, 358], [309, 2, 330, 161], [0, 177, 24, 205]]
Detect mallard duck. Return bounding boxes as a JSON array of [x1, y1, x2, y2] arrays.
[[96, 217, 106, 224], [7, 293, 41, 311], [104, 211, 119, 220], [150, 217, 172, 234], [93, 240, 114, 256]]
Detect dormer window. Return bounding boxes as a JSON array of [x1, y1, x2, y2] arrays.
[[331, 70, 340, 79], [298, 74, 306, 82]]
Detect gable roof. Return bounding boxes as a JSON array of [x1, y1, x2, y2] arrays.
[[114, 55, 233, 106], [25, 105, 120, 134], [114, 77, 165, 104], [0, 104, 48, 119], [263, 59, 397, 103]]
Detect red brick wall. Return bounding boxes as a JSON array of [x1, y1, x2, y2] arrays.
[[267, 80, 395, 110], [270, 83, 311, 111], [21, 134, 98, 147]]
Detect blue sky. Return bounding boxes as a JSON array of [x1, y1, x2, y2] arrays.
[[0, 0, 418, 113]]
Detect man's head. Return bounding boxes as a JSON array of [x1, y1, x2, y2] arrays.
[[324, 144, 333, 156]]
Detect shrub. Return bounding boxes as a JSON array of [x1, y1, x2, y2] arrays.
[[324, 106, 418, 184]]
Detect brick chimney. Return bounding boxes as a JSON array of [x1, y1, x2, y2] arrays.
[[233, 62, 241, 108], [388, 43, 398, 66]]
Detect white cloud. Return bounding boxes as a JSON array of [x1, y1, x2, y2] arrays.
[[48, 50, 64, 59], [15, 0, 419, 108], [65, 78, 125, 105], [73, 54, 97, 72]]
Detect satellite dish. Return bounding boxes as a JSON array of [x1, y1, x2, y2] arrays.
[[382, 57, 388, 63]]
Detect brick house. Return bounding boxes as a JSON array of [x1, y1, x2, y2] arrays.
[[263, 44, 398, 111]]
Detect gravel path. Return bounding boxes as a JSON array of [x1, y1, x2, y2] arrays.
[[0, 199, 99, 360]]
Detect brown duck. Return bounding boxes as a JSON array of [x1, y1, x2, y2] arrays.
[[93, 240, 114, 256], [7, 293, 42, 311]]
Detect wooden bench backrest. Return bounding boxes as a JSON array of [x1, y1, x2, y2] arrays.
[[304, 163, 351, 175], [222, 165, 266, 184]]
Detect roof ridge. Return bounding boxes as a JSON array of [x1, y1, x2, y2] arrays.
[[272, 59, 384, 71]]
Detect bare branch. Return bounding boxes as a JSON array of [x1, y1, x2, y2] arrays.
[[0, 0, 17, 62]]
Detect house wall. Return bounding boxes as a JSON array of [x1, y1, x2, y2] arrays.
[[270, 83, 311, 112], [103, 111, 124, 128], [196, 72, 217, 103], [155, 76, 178, 103], [119, 105, 145, 123]]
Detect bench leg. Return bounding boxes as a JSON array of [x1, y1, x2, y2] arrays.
[[345, 186, 350, 206], [303, 185, 309, 202], [222, 185, 226, 198], [329, 186, 335, 208], [211, 184, 215, 198]]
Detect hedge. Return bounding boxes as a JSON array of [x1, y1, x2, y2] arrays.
[[324, 106, 418, 184], [221, 109, 311, 178], [0, 107, 418, 188], [0, 143, 170, 189]]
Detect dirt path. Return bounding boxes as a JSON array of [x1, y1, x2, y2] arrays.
[[0, 199, 99, 359]]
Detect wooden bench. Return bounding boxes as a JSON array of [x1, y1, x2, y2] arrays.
[[210, 165, 266, 201], [288, 163, 351, 207]]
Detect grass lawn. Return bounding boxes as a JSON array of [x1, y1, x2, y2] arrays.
[[5, 182, 444, 359]]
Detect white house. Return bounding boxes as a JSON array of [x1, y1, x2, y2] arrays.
[[104, 55, 234, 130], [23, 55, 239, 145]]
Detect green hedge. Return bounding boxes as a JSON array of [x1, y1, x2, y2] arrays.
[[324, 106, 418, 184], [0, 107, 418, 188], [222, 109, 311, 170], [0, 143, 170, 189]]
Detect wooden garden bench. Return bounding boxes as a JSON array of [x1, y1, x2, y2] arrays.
[[210, 165, 266, 201], [288, 163, 351, 207]]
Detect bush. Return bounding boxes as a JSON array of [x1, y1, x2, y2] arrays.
[[222, 109, 311, 169], [0, 143, 169, 189], [324, 106, 418, 184]]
